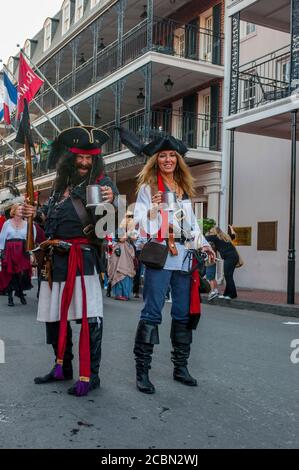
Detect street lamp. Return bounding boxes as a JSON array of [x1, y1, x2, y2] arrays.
[[137, 88, 145, 105], [164, 75, 174, 92], [79, 52, 86, 65], [98, 38, 106, 51], [140, 5, 147, 20]]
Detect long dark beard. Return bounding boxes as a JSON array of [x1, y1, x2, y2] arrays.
[[54, 152, 105, 192]]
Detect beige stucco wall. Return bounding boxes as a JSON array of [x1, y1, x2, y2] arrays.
[[233, 132, 299, 292], [239, 25, 289, 65]]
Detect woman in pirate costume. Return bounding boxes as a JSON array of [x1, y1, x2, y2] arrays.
[[24, 126, 119, 397], [117, 128, 215, 394]]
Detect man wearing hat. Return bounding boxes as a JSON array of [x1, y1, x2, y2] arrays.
[[24, 126, 119, 397]]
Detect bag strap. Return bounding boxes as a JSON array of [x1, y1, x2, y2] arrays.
[[70, 196, 94, 238]]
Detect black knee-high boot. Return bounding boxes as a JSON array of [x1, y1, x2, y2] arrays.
[[170, 320, 197, 386], [34, 322, 73, 384], [133, 320, 159, 394], [67, 319, 103, 395]]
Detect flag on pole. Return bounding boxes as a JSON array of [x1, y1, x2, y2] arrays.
[[2, 72, 18, 124], [17, 53, 44, 118], [0, 76, 4, 121], [15, 99, 34, 148]]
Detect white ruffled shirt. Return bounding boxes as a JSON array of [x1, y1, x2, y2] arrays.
[[134, 184, 209, 271]]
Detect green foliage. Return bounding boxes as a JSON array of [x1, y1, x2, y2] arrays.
[[198, 218, 216, 236]]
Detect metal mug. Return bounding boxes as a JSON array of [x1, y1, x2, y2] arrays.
[[86, 185, 103, 207], [161, 191, 177, 211]]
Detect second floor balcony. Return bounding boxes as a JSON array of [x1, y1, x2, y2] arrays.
[[230, 45, 293, 115], [33, 16, 224, 114], [0, 108, 222, 190]]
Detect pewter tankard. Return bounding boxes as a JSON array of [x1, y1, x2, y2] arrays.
[[86, 185, 103, 207], [161, 191, 177, 211]]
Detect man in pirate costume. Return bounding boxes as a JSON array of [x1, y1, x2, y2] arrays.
[[24, 126, 119, 397], [117, 128, 215, 394]]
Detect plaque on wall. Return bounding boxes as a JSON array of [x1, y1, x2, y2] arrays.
[[257, 221, 278, 251], [233, 226, 252, 246]]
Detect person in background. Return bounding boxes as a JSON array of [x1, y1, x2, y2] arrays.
[[108, 212, 137, 301], [206, 226, 239, 300], [0, 203, 36, 306], [132, 231, 145, 299], [205, 238, 219, 301]]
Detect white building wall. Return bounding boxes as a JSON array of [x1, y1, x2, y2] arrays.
[[233, 132, 299, 292]]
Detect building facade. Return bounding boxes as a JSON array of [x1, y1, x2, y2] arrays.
[[0, 0, 225, 225], [223, 0, 299, 300], [1, 0, 298, 298]]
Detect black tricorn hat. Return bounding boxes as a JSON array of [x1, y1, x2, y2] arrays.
[[142, 136, 188, 157], [47, 126, 110, 169], [116, 127, 188, 158]]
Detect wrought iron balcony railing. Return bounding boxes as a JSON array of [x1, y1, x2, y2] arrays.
[[100, 109, 222, 156], [231, 45, 291, 114], [0, 109, 222, 189], [33, 16, 224, 114]]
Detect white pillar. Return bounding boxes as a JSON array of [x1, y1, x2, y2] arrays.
[[206, 185, 220, 222]]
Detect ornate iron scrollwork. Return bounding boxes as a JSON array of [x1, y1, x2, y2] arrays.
[[229, 13, 240, 115]]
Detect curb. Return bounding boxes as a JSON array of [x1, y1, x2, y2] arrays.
[[201, 296, 299, 317]]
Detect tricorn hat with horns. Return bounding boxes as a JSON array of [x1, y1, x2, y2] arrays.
[[116, 127, 188, 157], [47, 125, 110, 169]]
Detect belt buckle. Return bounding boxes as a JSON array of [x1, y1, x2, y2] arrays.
[[83, 224, 94, 237]]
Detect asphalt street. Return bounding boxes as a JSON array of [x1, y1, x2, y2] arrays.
[[0, 284, 298, 449]]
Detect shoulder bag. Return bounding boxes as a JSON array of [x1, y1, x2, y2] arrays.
[[139, 240, 168, 270]]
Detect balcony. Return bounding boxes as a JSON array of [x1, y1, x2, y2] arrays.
[[101, 109, 222, 157], [0, 109, 222, 189], [33, 16, 224, 114], [228, 0, 291, 33], [231, 45, 292, 114]]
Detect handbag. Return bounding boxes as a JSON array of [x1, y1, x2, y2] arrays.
[[235, 250, 244, 268], [139, 240, 169, 269]]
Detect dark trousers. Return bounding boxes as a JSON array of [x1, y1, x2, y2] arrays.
[[223, 255, 238, 298]]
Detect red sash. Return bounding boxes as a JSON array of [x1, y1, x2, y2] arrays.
[[56, 238, 91, 382]]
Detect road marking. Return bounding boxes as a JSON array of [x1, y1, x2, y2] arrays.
[[283, 322, 299, 325]]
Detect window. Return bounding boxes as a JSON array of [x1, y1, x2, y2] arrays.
[[44, 19, 52, 51], [276, 59, 290, 85], [90, 0, 100, 8], [75, 0, 84, 22], [62, 0, 71, 35], [24, 40, 31, 59], [240, 21, 256, 39], [204, 16, 213, 61], [242, 77, 256, 110]]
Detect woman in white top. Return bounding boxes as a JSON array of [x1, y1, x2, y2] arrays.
[[0, 203, 35, 306], [118, 129, 215, 394]]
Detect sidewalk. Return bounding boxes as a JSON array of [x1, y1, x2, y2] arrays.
[[201, 288, 299, 317]]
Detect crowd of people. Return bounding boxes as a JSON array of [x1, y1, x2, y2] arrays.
[[0, 124, 243, 398]]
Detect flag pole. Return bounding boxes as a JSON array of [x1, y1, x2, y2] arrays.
[[24, 134, 34, 252], [17, 46, 84, 126], [1, 61, 61, 135]]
